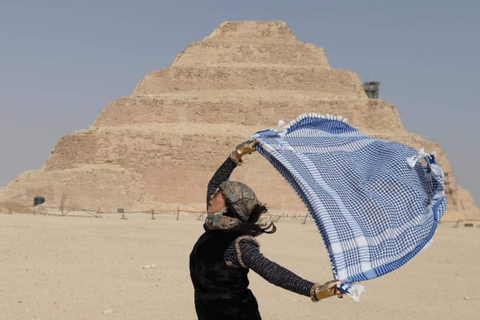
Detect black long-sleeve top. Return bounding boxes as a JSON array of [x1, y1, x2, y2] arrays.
[[206, 157, 314, 297]]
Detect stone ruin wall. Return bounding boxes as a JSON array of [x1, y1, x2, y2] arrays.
[[0, 21, 477, 219]]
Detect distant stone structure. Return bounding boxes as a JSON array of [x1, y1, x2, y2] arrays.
[[363, 81, 380, 98], [0, 21, 478, 219]]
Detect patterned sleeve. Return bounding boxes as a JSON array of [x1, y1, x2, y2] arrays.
[[206, 157, 238, 210], [224, 236, 315, 297]]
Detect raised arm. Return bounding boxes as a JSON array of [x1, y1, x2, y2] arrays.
[[206, 156, 239, 210], [205, 141, 258, 210]]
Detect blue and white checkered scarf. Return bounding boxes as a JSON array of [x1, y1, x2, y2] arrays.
[[251, 114, 446, 299]]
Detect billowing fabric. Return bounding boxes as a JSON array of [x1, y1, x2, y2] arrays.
[[251, 114, 446, 287], [219, 180, 260, 221]]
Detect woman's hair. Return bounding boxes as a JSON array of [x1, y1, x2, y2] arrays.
[[224, 202, 276, 236]]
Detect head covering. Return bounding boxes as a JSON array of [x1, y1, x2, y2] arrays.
[[219, 180, 260, 221], [204, 211, 241, 231]]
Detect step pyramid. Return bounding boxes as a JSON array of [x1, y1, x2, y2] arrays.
[[1, 21, 477, 218]]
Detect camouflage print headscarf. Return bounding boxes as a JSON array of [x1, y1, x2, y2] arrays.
[[204, 211, 240, 231], [219, 180, 260, 221], [204, 181, 260, 231]]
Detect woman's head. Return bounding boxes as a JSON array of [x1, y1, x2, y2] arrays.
[[207, 180, 259, 216], [218, 181, 259, 221], [207, 180, 276, 235], [207, 188, 227, 214]]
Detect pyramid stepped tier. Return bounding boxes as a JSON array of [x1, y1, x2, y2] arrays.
[[0, 21, 478, 218], [93, 96, 403, 134], [172, 41, 331, 68], [6, 129, 466, 214], [0, 165, 157, 213], [0, 156, 307, 214], [46, 118, 405, 173], [44, 125, 264, 172], [172, 22, 331, 69], [172, 22, 331, 67], [201, 21, 303, 44], [133, 67, 366, 98]]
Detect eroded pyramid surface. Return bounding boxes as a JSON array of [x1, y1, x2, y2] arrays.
[[1, 21, 477, 219]]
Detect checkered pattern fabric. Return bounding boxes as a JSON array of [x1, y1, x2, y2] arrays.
[[251, 114, 446, 286]]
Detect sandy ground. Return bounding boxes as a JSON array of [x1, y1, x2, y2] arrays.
[[1, 213, 479, 320]]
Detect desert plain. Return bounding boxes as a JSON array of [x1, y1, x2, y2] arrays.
[[1, 212, 479, 320]]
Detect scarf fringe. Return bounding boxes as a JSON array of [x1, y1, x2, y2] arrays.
[[407, 148, 438, 168], [275, 113, 348, 138], [421, 238, 434, 252], [339, 283, 365, 302]]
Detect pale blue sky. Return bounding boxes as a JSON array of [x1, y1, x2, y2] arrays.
[[1, 0, 479, 204]]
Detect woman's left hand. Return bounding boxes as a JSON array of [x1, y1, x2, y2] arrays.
[[235, 140, 259, 156], [231, 151, 243, 162]]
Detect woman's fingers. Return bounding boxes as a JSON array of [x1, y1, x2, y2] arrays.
[[335, 288, 344, 298]]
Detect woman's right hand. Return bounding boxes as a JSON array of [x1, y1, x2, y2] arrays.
[[313, 280, 343, 301]]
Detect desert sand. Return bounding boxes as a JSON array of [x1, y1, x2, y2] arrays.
[[1, 213, 478, 320]]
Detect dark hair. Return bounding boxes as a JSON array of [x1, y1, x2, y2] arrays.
[[224, 202, 276, 236]]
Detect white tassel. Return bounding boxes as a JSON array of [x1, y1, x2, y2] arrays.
[[407, 148, 430, 168], [421, 239, 434, 252], [338, 282, 366, 302], [347, 284, 366, 302], [278, 113, 348, 135]]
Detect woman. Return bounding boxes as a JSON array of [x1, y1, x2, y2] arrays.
[[190, 141, 342, 320]]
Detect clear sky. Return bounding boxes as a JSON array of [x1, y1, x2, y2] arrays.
[[1, 0, 479, 205]]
